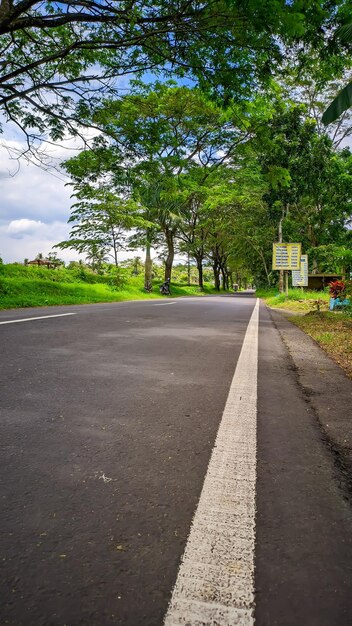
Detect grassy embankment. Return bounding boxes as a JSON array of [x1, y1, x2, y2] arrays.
[[0, 264, 216, 310], [257, 288, 352, 379]]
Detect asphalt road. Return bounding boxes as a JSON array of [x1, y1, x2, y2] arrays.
[[1, 295, 352, 625]]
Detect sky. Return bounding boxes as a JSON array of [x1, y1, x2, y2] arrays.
[[0, 127, 88, 264], [0, 115, 177, 267], [0, 72, 168, 266], [0, 68, 191, 266], [0, 130, 146, 266]]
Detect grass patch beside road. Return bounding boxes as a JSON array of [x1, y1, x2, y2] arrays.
[[0, 275, 157, 308], [257, 288, 352, 379], [291, 312, 352, 379], [0, 264, 216, 310], [256, 287, 330, 313]]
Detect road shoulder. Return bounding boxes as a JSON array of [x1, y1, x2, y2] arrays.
[[268, 306, 352, 497], [256, 303, 352, 626]]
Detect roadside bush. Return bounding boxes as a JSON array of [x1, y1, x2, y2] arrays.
[[0, 277, 8, 294], [329, 280, 347, 300], [107, 267, 128, 290]]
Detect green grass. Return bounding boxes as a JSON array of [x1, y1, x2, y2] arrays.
[[257, 286, 352, 378], [315, 331, 334, 343], [291, 311, 352, 379], [256, 287, 330, 313], [0, 264, 217, 310]]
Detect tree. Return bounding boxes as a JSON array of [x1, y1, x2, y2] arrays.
[[47, 251, 64, 268], [308, 243, 352, 274], [240, 104, 352, 284], [278, 57, 352, 148], [176, 167, 230, 290], [130, 257, 144, 276], [84, 243, 108, 273], [55, 186, 148, 267], [203, 159, 275, 287], [64, 83, 251, 283], [177, 190, 210, 290], [0, 1, 339, 148], [127, 181, 170, 290]]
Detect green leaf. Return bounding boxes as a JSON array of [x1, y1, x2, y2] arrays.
[[335, 23, 352, 43], [322, 80, 352, 125]]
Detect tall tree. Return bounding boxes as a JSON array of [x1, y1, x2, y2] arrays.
[[176, 166, 231, 290], [55, 186, 148, 266], [202, 157, 275, 287], [64, 83, 251, 281]]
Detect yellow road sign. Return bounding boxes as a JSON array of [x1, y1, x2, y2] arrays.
[[272, 243, 302, 270]]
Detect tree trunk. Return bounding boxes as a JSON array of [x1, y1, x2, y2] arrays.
[[307, 224, 319, 273], [196, 258, 204, 290], [187, 252, 191, 286], [225, 270, 230, 290], [113, 244, 118, 268], [221, 267, 226, 290], [259, 249, 271, 287], [144, 231, 153, 290], [278, 210, 284, 293], [164, 229, 175, 281], [110, 224, 119, 268], [213, 263, 220, 291]]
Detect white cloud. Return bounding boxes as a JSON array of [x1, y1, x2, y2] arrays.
[[7, 219, 45, 236], [0, 219, 82, 263], [0, 145, 73, 224]]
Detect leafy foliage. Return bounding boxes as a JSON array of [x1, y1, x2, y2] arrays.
[[322, 81, 352, 125], [329, 279, 348, 299], [58, 84, 352, 289], [55, 186, 150, 266], [63, 83, 253, 284], [0, 1, 344, 145]]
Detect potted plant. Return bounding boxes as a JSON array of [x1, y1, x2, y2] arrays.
[[329, 280, 351, 310]]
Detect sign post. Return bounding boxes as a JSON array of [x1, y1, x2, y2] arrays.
[[272, 243, 302, 271], [272, 243, 302, 295], [292, 255, 308, 287]]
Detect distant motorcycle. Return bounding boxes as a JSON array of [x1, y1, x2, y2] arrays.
[[160, 278, 171, 295]]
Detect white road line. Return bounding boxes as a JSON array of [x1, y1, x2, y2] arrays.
[[164, 298, 259, 626], [0, 313, 76, 325], [153, 302, 177, 306]]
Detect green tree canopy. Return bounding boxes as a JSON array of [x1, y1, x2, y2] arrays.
[[55, 186, 150, 267], [63, 83, 253, 281], [0, 0, 343, 148]]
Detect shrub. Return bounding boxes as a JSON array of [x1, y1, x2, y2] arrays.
[[0, 278, 8, 294], [329, 280, 346, 299], [108, 266, 128, 289]]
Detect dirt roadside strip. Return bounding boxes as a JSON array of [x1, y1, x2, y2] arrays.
[[267, 306, 352, 499]]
